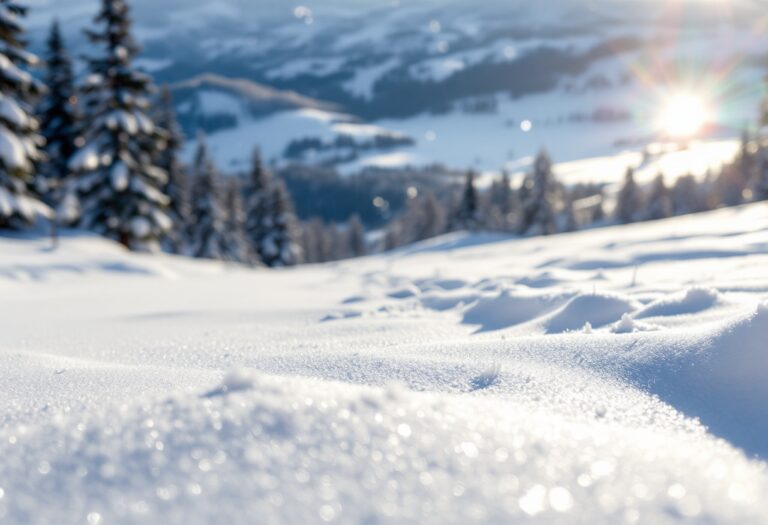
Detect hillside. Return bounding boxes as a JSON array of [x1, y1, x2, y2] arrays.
[[25, 0, 768, 172], [1, 203, 768, 523]]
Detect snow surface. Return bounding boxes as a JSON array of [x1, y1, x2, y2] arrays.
[[1, 204, 768, 523]]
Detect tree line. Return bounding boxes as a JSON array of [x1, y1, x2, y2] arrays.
[[382, 136, 768, 250], [1, 0, 766, 266], [0, 0, 309, 266]]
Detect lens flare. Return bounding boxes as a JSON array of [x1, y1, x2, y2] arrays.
[[658, 93, 711, 138]]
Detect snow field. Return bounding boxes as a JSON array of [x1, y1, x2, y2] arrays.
[[0, 204, 768, 523]]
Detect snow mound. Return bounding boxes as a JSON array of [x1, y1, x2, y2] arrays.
[[462, 288, 573, 332], [640, 302, 768, 457], [612, 313, 660, 334], [388, 285, 420, 299], [2, 372, 767, 525], [636, 287, 722, 319], [203, 369, 258, 397], [414, 278, 467, 292], [544, 292, 640, 334]]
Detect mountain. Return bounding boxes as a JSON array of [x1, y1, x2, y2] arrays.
[[26, 0, 768, 175]]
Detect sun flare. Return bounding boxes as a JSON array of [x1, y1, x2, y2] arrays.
[[658, 93, 711, 139]]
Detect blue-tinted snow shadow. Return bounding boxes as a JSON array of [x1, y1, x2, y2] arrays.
[[630, 310, 768, 459]]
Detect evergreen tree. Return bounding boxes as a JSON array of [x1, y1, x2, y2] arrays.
[[450, 170, 479, 231], [403, 190, 446, 243], [520, 150, 557, 235], [66, 0, 171, 250], [186, 140, 228, 260], [0, 0, 48, 229], [714, 163, 747, 207], [756, 148, 768, 201], [155, 85, 188, 252], [38, 19, 79, 204], [615, 166, 642, 224], [346, 214, 366, 258], [244, 148, 271, 264], [671, 174, 708, 215], [221, 176, 253, 263], [301, 218, 333, 264], [260, 178, 302, 267], [591, 191, 606, 224], [488, 170, 516, 231], [644, 173, 672, 221], [559, 195, 578, 232], [737, 128, 757, 199]]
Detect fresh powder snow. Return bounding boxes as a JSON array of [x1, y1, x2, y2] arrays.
[[0, 203, 767, 523]]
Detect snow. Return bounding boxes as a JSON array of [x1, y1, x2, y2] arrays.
[[342, 58, 400, 101], [2, 203, 768, 523], [0, 125, 30, 170], [265, 57, 347, 80], [185, 108, 410, 170], [0, 93, 29, 129]]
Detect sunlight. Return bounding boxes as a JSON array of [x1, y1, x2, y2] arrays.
[[658, 92, 712, 139]]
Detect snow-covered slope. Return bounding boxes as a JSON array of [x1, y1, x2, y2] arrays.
[[25, 0, 768, 174], [1, 204, 768, 523]]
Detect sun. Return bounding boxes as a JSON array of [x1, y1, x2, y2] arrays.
[[658, 92, 711, 139]]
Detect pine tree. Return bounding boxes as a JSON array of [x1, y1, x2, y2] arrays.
[[155, 85, 188, 252], [260, 178, 302, 267], [488, 171, 515, 231], [591, 190, 606, 224], [244, 148, 271, 264], [301, 218, 331, 264], [399, 190, 446, 244], [346, 214, 366, 258], [66, 0, 171, 250], [672, 174, 708, 215], [0, 0, 48, 229], [559, 195, 578, 232], [38, 19, 79, 204], [221, 176, 253, 263], [756, 147, 768, 201], [520, 150, 557, 235], [450, 170, 479, 231], [643, 173, 672, 221], [186, 140, 229, 260], [737, 128, 757, 199], [615, 166, 642, 224]]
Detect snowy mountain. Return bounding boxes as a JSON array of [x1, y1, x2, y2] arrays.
[[2, 202, 768, 523], [26, 0, 768, 173]]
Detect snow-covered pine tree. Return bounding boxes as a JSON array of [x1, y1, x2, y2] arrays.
[[244, 148, 270, 264], [222, 176, 253, 263], [260, 178, 302, 267], [737, 128, 757, 199], [38, 19, 79, 204], [417, 191, 447, 240], [488, 171, 516, 231], [559, 195, 578, 232], [0, 0, 48, 229], [346, 214, 366, 258], [301, 218, 332, 264], [520, 150, 557, 235], [186, 140, 229, 260], [644, 173, 673, 221], [450, 170, 479, 231], [155, 85, 189, 252], [66, 0, 171, 250], [756, 148, 768, 201], [591, 190, 606, 224], [615, 166, 642, 224], [671, 174, 708, 215]]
